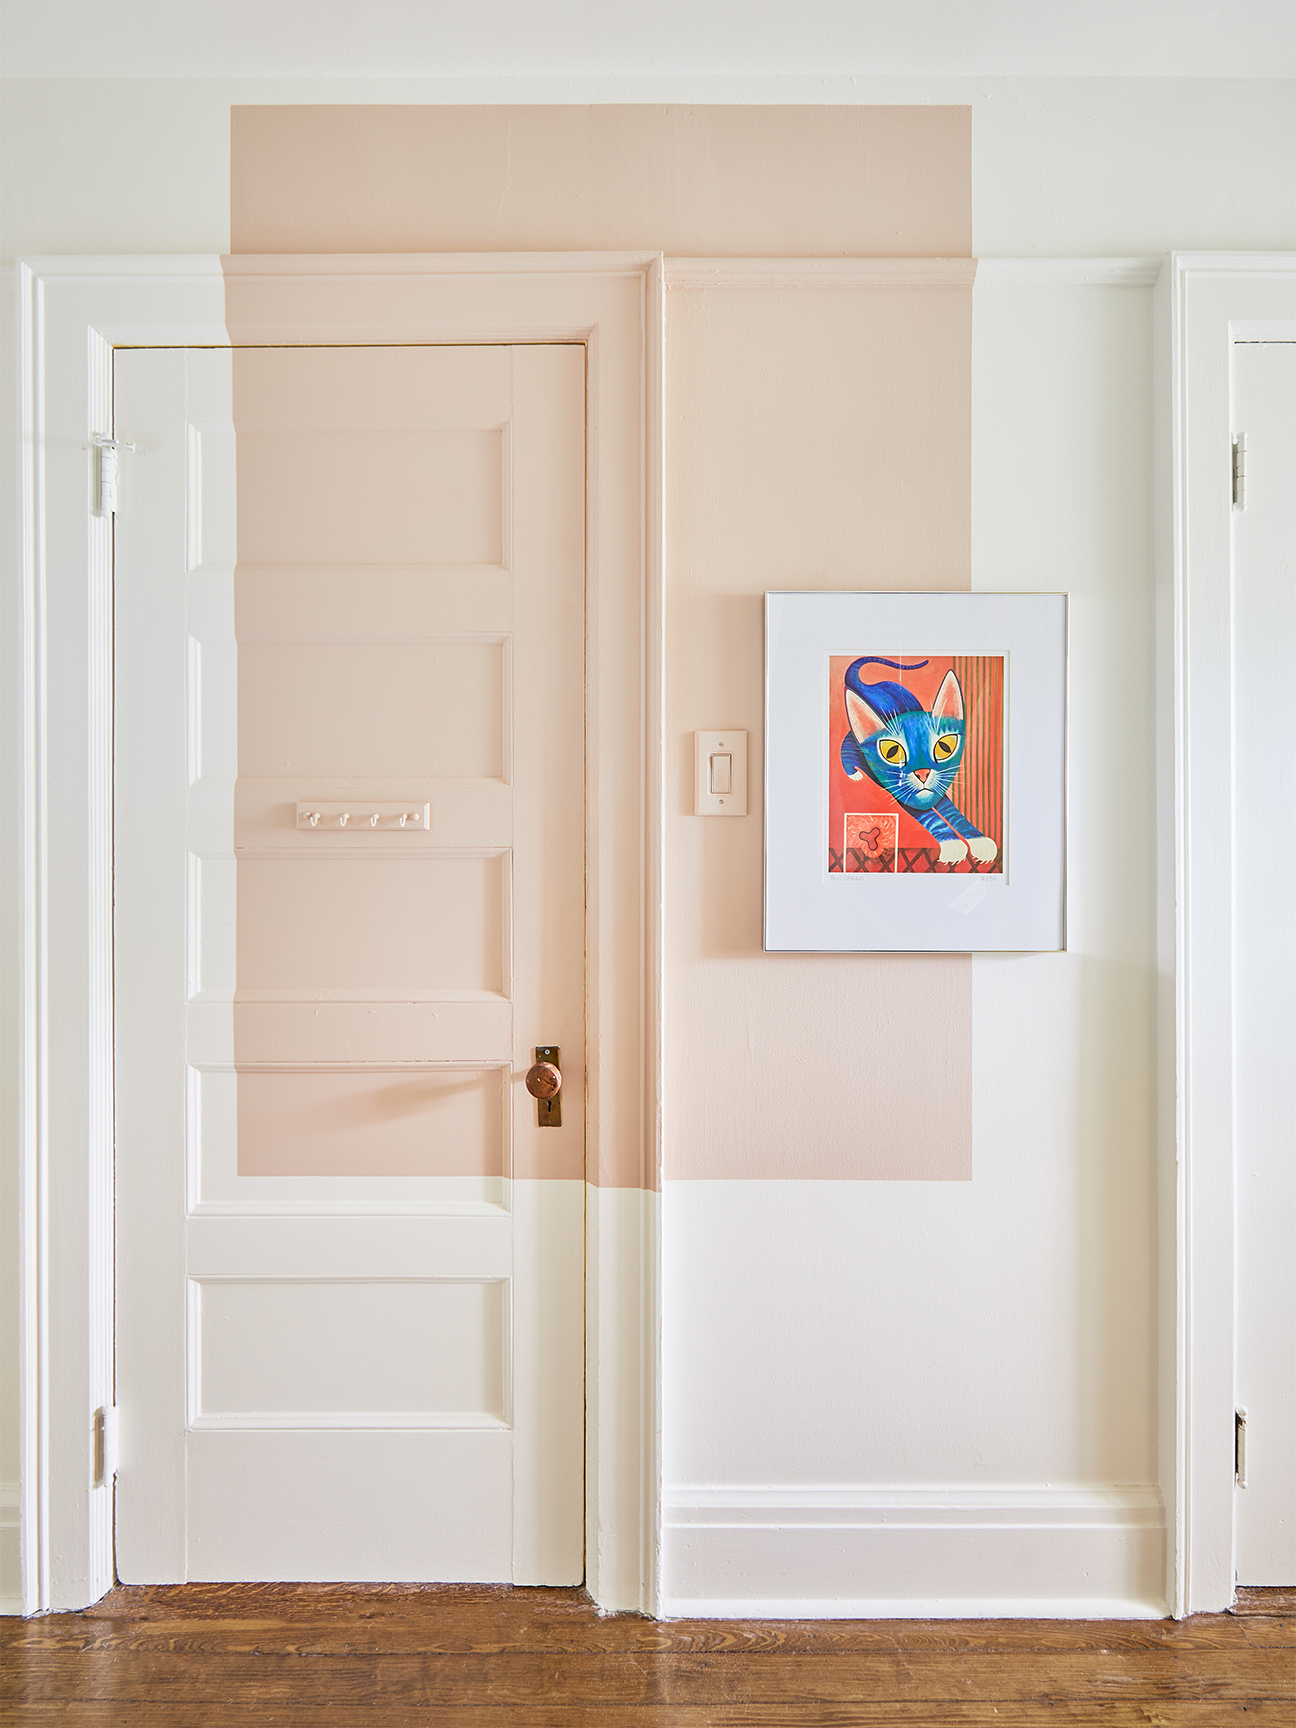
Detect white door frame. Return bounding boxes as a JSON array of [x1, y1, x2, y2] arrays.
[[16, 253, 665, 1615], [1155, 250, 1296, 1616]]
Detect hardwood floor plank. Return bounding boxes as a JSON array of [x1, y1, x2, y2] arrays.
[[13, 1626, 1279, 1661], [1233, 1586, 1296, 1617], [10, 1615, 1280, 1657], [7, 1648, 1291, 1707], [5, 1701, 1293, 1728]]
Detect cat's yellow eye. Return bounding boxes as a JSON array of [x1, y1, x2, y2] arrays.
[[878, 738, 907, 766], [933, 733, 959, 762]]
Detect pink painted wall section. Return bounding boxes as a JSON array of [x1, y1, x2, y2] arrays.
[[665, 282, 973, 1180], [230, 105, 970, 258], [228, 340, 587, 1184], [227, 102, 973, 1185]]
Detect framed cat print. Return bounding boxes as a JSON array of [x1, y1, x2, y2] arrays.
[[764, 590, 1068, 952]]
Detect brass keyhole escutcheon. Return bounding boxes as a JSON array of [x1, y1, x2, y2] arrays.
[[526, 1047, 562, 1128]]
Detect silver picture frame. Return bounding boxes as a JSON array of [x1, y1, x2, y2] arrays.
[[764, 590, 1068, 953]]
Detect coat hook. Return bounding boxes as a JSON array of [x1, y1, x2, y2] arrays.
[[294, 801, 428, 831]]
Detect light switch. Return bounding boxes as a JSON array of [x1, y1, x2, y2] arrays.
[[694, 731, 748, 816]]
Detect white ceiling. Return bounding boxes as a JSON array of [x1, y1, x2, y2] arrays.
[[2, 0, 1293, 80]]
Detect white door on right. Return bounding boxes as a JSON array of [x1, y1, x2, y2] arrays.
[[1233, 336, 1296, 1587]]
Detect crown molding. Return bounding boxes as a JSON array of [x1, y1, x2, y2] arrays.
[[9, 255, 1195, 294], [975, 255, 1162, 286], [665, 256, 977, 289], [665, 256, 1170, 289]]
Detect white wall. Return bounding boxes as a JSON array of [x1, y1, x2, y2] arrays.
[[1, 76, 1293, 1613], [2, 77, 1293, 261], [7, 3, 1291, 82]]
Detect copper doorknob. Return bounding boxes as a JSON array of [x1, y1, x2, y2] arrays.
[[525, 1061, 562, 1100]]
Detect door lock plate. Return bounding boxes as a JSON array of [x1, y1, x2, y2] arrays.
[[533, 1046, 561, 1128]]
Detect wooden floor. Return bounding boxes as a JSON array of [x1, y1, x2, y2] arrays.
[[3, 1583, 1292, 1725]]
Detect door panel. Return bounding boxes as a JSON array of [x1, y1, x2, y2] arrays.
[[234, 426, 505, 566], [237, 639, 507, 779], [193, 1279, 508, 1421], [236, 854, 508, 996], [233, 1067, 508, 1180], [185, 1432, 514, 1581], [114, 342, 585, 1583]]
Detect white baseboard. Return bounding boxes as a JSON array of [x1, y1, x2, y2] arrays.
[[661, 1485, 1166, 1619], [0, 1482, 21, 1615]]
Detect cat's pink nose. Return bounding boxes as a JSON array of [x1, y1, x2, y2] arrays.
[[913, 768, 931, 783]]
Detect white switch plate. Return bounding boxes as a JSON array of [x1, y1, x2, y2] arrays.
[[694, 730, 748, 816]]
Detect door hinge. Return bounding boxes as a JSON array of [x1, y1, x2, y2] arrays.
[[82, 432, 138, 517], [1235, 1406, 1248, 1488], [95, 1405, 119, 1486], [1232, 433, 1247, 510]]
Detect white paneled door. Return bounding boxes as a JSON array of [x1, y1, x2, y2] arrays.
[[113, 345, 586, 1581], [1232, 337, 1296, 1588]]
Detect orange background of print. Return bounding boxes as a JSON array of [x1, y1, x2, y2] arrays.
[[829, 655, 1003, 872]]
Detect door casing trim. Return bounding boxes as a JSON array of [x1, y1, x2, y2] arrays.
[[16, 252, 665, 1614], [1153, 250, 1296, 1616]]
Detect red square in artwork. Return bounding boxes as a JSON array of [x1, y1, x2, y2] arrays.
[[843, 813, 898, 872]]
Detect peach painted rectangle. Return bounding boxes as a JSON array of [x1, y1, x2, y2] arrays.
[[230, 106, 971, 258], [238, 640, 505, 780], [236, 427, 502, 567], [235, 1067, 505, 1179], [236, 855, 506, 995], [226, 106, 973, 1186]]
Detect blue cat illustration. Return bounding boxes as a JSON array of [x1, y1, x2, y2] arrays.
[[840, 657, 998, 867]]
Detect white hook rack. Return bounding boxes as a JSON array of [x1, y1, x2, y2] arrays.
[[296, 802, 429, 833]]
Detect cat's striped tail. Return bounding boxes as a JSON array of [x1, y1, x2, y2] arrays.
[[855, 657, 929, 673]]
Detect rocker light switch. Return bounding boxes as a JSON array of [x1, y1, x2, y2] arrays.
[[695, 731, 748, 816]]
